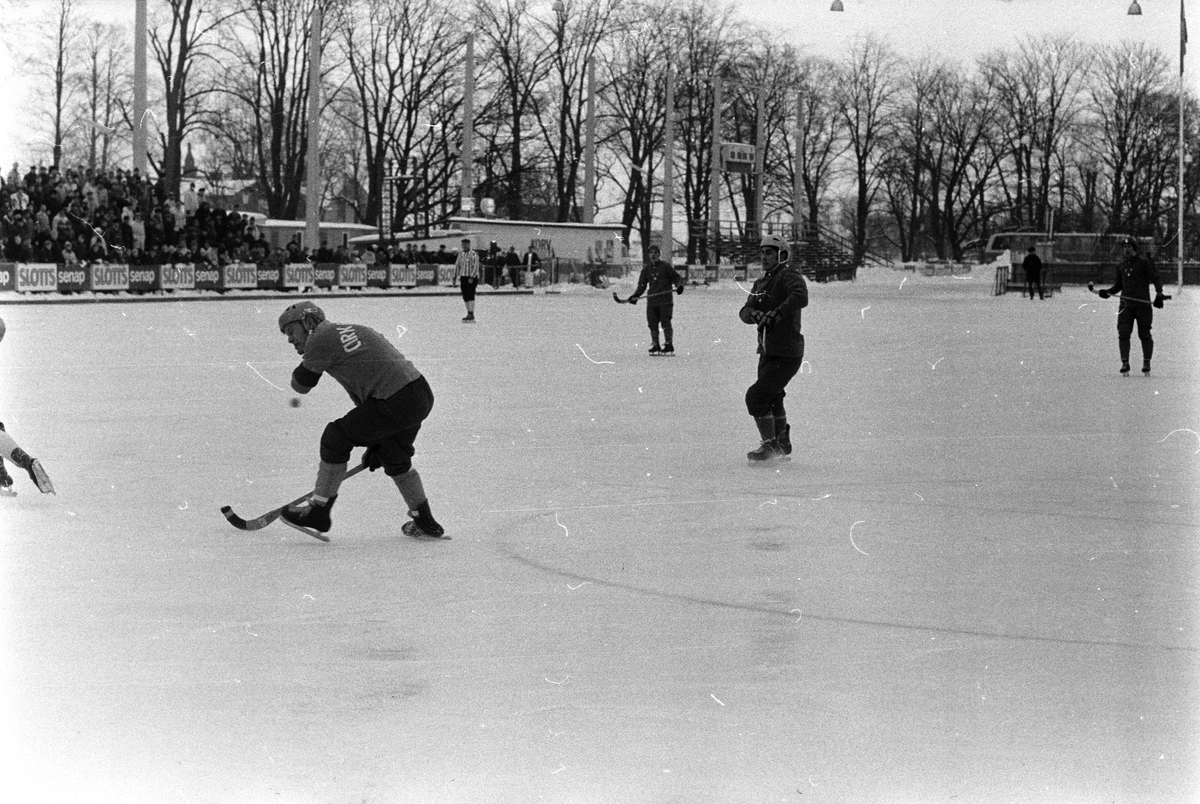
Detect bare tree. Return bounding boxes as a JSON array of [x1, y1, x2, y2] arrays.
[[980, 34, 1091, 232], [1086, 41, 1173, 233], [472, 0, 555, 221], [216, 0, 339, 218], [329, 0, 463, 232], [148, 0, 238, 198], [789, 56, 845, 232], [834, 34, 899, 263], [599, 3, 675, 251], [76, 22, 132, 172], [671, 0, 744, 263], [534, 0, 625, 222], [879, 57, 942, 261]]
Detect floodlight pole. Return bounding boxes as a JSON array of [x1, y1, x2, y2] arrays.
[[133, 0, 147, 177], [304, 3, 323, 253], [662, 64, 675, 257]]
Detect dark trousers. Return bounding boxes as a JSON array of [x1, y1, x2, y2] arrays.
[[647, 304, 674, 344], [320, 376, 434, 476], [745, 354, 804, 418], [1025, 271, 1043, 299], [1117, 302, 1154, 362]]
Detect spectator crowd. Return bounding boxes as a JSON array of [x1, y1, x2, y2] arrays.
[[1, 162, 553, 291]]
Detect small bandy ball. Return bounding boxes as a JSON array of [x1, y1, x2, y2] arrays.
[[290, 397, 301, 408]]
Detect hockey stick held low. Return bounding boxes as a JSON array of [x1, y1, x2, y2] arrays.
[[612, 292, 638, 305], [220, 462, 368, 532], [1086, 282, 1170, 303]]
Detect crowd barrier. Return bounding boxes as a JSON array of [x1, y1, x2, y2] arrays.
[[0, 261, 467, 294]]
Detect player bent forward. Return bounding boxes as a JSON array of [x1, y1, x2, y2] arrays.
[[278, 302, 444, 537], [738, 234, 809, 461]]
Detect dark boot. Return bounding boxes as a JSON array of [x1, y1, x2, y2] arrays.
[[282, 494, 337, 533], [747, 416, 781, 461], [775, 418, 791, 455], [401, 500, 445, 538]]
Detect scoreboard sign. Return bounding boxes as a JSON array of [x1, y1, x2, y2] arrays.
[[721, 142, 755, 174]]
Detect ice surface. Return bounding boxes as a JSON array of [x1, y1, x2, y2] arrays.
[[0, 268, 1197, 803]]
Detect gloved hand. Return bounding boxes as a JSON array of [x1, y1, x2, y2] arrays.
[[760, 308, 781, 327], [1097, 289, 1110, 299], [675, 284, 684, 295], [363, 445, 382, 472], [628, 296, 639, 306], [1153, 293, 1165, 309], [741, 308, 764, 325]]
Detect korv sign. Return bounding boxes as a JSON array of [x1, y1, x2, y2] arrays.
[[90, 262, 130, 291], [15, 263, 57, 292]]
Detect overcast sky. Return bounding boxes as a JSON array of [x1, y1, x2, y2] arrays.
[[0, 0, 1193, 169]]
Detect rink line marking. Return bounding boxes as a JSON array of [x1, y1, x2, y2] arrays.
[[575, 344, 614, 364], [245, 361, 286, 391], [498, 545, 1196, 653], [849, 520, 869, 556], [710, 694, 725, 706]]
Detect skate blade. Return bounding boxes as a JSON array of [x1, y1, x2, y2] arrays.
[[280, 518, 331, 542], [0, 486, 15, 497], [402, 522, 451, 540]]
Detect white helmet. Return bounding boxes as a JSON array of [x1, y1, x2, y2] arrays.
[[760, 233, 789, 262]]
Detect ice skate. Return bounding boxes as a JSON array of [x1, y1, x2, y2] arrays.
[[10, 447, 54, 494], [747, 439, 783, 461], [1120, 361, 1131, 376], [661, 343, 675, 356], [462, 313, 475, 323], [776, 422, 792, 456], [281, 494, 336, 534], [402, 509, 447, 539], [1142, 359, 1151, 375], [648, 344, 662, 356]]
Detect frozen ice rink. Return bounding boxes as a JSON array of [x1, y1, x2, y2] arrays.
[[1, 267, 1197, 804]]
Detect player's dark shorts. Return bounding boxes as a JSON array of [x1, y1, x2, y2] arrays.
[[745, 351, 805, 418], [1117, 302, 1153, 341], [320, 375, 434, 476], [460, 276, 478, 301], [646, 303, 673, 330]]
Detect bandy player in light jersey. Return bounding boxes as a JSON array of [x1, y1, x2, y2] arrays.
[[0, 316, 55, 495], [277, 302, 444, 538]]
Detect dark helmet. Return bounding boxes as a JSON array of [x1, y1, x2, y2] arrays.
[[278, 301, 326, 333]]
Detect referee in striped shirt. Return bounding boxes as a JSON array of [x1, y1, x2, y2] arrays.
[[453, 237, 481, 322]]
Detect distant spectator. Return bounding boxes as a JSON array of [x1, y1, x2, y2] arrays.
[[182, 182, 199, 216]]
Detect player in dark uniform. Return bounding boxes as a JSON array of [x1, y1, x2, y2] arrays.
[[0, 316, 54, 495], [738, 233, 808, 461], [628, 245, 685, 355], [1097, 237, 1166, 375], [278, 302, 444, 537]]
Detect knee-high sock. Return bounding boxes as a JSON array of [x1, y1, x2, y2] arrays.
[[392, 468, 428, 511], [314, 460, 347, 502], [0, 430, 19, 462]]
